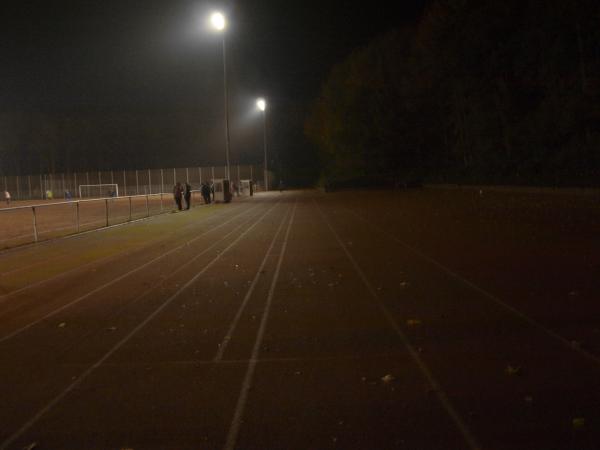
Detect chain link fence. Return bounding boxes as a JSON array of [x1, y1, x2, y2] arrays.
[[2, 164, 269, 200], [0, 164, 274, 250]]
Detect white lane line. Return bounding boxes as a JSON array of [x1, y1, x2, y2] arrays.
[[0, 204, 263, 342], [347, 206, 600, 368], [223, 201, 297, 450], [0, 203, 247, 301], [214, 205, 291, 361], [316, 200, 481, 450], [0, 201, 281, 450]]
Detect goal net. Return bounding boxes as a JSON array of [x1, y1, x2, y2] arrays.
[[78, 184, 119, 199]]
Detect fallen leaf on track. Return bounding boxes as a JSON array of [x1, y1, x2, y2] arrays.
[[504, 365, 522, 376], [381, 374, 395, 383]]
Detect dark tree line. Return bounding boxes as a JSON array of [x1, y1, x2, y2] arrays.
[[306, 0, 600, 187]]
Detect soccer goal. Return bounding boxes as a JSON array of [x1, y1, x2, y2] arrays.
[[78, 184, 119, 199]]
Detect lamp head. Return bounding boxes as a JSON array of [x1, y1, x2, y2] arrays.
[[210, 12, 226, 31], [257, 98, 266, 111]]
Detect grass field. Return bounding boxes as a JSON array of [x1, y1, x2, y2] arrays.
[[0, 188, 599, 449]]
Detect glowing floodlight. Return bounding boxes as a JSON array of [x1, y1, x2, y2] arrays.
[[210, 12, 226, 31], [257, 98, 266, 111]]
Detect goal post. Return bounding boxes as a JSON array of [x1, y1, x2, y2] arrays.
[[78, 184, 119, 199]]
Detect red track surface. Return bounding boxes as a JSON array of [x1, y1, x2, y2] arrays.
[[0, 189, 599, 449]]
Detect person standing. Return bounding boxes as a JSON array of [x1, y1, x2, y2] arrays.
[[173, 182, 183, 210], [184, 182, 192, 210], [4, 191, 10, 206], [201, 182, 211, 204]]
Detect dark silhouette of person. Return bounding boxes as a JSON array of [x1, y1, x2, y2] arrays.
[[184, 182, 192, 210], [201, 182, 211, 204], [173, 182, 183, 210]]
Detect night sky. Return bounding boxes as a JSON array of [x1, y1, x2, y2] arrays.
[[1, 0, 430, 169]]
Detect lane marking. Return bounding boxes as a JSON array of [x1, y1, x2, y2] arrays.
[[316, 200, 481, 450], [0, 200, 282, 450], [214, 205, 291, 361], [0, 203, 263, 342], [0, 202, 249, 300], [346, 206, 600, 368], [224, 201, 297, 450]]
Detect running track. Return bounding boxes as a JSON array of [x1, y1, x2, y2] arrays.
[[0, 190, 599, 449]]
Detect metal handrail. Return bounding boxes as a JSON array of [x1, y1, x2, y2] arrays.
[[0, 191, 200, 212], [1, 190, 203, 246]]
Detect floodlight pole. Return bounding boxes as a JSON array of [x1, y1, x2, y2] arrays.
[[222, 37, 231, 180], [262, 108, 268, 191]]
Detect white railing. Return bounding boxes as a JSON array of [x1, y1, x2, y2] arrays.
[[0, 191, 204, 250]]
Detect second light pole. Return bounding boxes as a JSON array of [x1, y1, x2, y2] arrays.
[[256, 98, 268, 191], [210, 11, 231, 180]]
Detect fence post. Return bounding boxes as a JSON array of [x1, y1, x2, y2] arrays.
[[98, 171, 102, 185], [198, 167, 202, 185], [211, 166, 215, 181], [129, 196, 132, 221], [39, 174, 43, 199], [145, 195, 149, 217], [160, 193, 163, 212], [111, 170, 114, 185], [74, 173, 78, 197], [186, 167, 189, 184], [105, 198, 109, 227], [135, 170, 139, 195], [76, 201, 80, 233], [148, 169, 152, 194], [16, 175, 20, 200], [160, 169, 164, 194], [123, 170, 127, 196], [32, 206, 38, 242], [28, 175, 32, 200], [250, 164, 253, 181]]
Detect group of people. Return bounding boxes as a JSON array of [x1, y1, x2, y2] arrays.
[[172, 181, 216, 210], [173, 181, 216, 210], [173, 182, 192, 211]]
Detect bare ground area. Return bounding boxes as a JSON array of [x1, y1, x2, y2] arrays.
[[0, 188, 599, 449]]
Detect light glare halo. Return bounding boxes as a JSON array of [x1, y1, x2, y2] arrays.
[[210, 12, 226, 31], [257, 98, 266, 111]]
